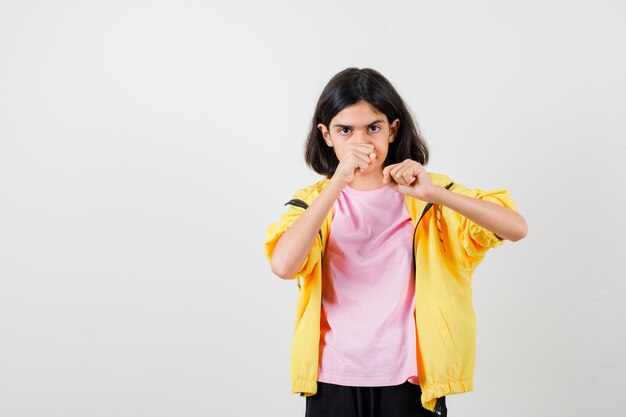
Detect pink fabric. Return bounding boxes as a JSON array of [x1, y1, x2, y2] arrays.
[[318, 184, 419, 387]]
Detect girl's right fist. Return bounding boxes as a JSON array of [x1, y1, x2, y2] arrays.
[[333, 144, 377, 185]]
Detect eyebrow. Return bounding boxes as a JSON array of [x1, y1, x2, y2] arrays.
[[331, 119, 386, 129]]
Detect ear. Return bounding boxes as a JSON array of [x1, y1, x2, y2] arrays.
[[317, 123, 333, 147], [389, 119, 400, 143]]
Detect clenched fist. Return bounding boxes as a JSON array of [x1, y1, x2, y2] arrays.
[[383, 159, 439, 202]]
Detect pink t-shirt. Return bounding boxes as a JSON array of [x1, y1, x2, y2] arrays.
[[317, 183, 419, 387]]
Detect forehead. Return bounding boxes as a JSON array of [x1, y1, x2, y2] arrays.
[[331, 101, 387, 124]]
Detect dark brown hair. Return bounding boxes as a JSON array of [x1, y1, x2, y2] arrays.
[[305, 67, 429, 178]]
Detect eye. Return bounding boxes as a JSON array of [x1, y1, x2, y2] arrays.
[[369, 125, 381, 133], [339, 127, 350, 135]]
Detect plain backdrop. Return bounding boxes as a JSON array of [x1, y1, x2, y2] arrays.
[[1, 1, 625, 416]]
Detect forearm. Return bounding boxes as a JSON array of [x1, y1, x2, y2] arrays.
[[270, 176, 345, 279], [431, 186, 528, 241]]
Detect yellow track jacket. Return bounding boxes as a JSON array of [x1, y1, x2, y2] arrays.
[[264, 172, 519, 412]]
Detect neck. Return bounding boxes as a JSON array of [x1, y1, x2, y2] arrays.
[[348, 171, 385, 191]]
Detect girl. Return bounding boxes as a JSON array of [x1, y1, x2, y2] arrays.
[[264, 68, 527, 417]]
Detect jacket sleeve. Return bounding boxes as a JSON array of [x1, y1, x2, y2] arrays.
[[448, 181, 519, 265], [264, 200, 322, 280]]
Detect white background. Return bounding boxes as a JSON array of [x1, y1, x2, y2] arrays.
[[1, 1, 624, 416]]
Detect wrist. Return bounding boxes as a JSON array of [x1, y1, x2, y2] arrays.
[[428, 185, 447, 204], [327, 175, 347, 192]]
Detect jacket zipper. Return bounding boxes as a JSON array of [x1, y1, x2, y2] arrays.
[[411, 183, 453, 415], [411, 182, 454, 271]]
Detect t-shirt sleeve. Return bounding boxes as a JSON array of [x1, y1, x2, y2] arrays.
[[264, 200, 322, 280]]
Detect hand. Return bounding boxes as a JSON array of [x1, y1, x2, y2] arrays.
[[383, 159, 439, 202], [332, 144, 378, 185]]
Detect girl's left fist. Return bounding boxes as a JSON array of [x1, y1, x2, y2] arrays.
[[383, 159, 439, 202]]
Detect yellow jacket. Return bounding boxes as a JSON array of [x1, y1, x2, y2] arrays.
[[264, 172, 519, 412]]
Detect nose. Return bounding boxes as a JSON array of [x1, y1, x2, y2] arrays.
[[352, 129, 368, 144]]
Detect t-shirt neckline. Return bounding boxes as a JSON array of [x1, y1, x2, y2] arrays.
[[344, 184, 390, 195]]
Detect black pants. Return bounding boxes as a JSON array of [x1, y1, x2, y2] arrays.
[[305, 381, 447, 417]]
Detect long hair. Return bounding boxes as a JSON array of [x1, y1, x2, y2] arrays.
[[305, 67, 429, 178]]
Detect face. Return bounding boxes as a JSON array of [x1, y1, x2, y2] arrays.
[[317, 100, 400, 175]]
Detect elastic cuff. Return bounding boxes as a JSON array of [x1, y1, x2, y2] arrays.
[[292, 378, 317, 397]]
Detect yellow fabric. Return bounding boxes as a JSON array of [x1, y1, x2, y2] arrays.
[[263, 172, 519, 412]]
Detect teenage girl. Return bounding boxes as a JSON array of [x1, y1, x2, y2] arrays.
[[264, 67, 527, 417]]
